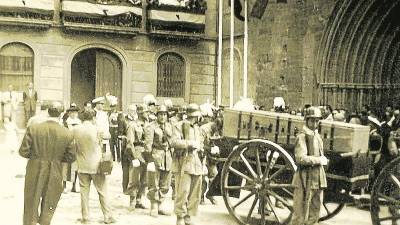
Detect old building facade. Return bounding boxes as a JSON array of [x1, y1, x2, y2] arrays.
[[0, 0, 216, 127]]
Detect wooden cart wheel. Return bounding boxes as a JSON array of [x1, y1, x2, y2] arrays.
[[319, 201, 345, 221], [221, 139, 297, 225], [371, 157, 400, 225]]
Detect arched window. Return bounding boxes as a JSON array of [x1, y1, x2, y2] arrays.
[[0, 43, 34, 91], [157, 52, 185, 98]]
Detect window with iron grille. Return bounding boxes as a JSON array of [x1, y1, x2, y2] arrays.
[[0, 43, 34, 91], [157, 52, 185, 98]]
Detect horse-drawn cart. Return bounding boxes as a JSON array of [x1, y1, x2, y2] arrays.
[[212, 108, 400, 225]]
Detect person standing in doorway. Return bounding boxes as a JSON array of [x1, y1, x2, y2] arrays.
[[19, 101, 76, 225], [23, 82, 38, 125]]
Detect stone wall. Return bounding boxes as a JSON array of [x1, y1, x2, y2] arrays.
[[221, 0, 336, 109]]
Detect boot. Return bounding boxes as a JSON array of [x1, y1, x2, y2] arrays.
[[158, 202, 171, 216], [135, 198, 147, 209], [206, 194, 217, 205], [184, 215, 192, 225], [150, 202, 159, 217], [176, 216, 185, 225], [129, 196, 136, 211]]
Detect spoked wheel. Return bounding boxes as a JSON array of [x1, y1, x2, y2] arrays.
[[371, 157, 400, 225], [221, 139, 297, 225]]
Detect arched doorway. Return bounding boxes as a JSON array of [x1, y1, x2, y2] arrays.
[[71, 48, 122, 109]]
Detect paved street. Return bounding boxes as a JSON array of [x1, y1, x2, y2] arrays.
[[0, 149, 372, 225]]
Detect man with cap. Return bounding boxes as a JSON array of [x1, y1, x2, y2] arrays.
[[172, 103, 205, 225], [119, 104, 137, 194], [125, 104, 149, 210], [144, 104, 174, 217], [19, 101, 76, 225], [290, 106, 328, 225], [93, 97, 112, 168]]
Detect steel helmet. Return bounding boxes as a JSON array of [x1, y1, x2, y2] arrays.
[[187, 103, 202, 118], [156, 105, 168, 114], [137, 104, 149, 114], [304, 106, 322, 120]]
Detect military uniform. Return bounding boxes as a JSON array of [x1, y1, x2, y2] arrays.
[[200, 121, 219, 203], [144, 119, 174, 213], [119, 114, 135, 193], [125, 116, 148, 208], [172, 104, 204, 224], [109, 110, 121, 162], [290, 125, 327, 225]]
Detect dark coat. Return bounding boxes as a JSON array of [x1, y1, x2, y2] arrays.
[[23, 89, 38, 112], [19, 120, 75, 225]]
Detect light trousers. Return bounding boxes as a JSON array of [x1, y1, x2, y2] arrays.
[[174, 173, 202, 217]]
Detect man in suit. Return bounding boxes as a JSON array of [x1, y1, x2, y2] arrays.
[[73, 109, 116, 224], [23, 82, 38, 125], [19, 101, 76, 225]]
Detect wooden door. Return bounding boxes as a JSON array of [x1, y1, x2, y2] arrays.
[[96, 50, 122, 109]]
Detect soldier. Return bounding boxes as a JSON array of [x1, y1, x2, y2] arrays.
[[199, 103, 220, 205], [144, 105, 174, 217], [109, 100, 121, 162], [119, 104, 137, 194], [125, 104, 149, 210], [172, 103, 204, 225], [143, 94, 157, 122], [290, 106, 328, 225]]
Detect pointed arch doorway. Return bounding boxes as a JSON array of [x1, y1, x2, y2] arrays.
[[71, 48, 122, 109]]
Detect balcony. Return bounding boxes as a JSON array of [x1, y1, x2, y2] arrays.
[[147, 0, 206, 39], [61, 0, 142, 35], [0, 0, 53, 29]]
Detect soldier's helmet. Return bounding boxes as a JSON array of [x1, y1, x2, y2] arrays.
[[128, 104, 137, 112], [137, 104, 149, 114], [156, 105, 168, 114], [187, 103, 202, 118], [304, 106, 323, 120]]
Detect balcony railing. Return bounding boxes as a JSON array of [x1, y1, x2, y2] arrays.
[[0, 2, 53, 29]]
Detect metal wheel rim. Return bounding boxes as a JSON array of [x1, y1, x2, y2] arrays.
[[221, 139, 296, 225]]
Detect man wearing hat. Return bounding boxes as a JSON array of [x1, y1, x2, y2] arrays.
[[172, 103, 205, 225], [143, 94, 157, 122], [144, 105, 174, 217], [93, 96, 111, 157], [290, 106, 328, 225], [19, 101, 76, 225], [125, 104, 149, 210]]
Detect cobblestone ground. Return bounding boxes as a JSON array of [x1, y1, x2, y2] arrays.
[[0, 147, 372, 225]]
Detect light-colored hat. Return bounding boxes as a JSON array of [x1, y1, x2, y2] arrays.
[[200, 102, 214, 117], [107, 95, 118, 107], [92, 96, 105, 104], [156, 105, 168, 114], [143, 94, 157, 106], [128, 104, 137, 111], [137, 104, 149, 114], [304, 106, 323, 119], [187, 103, 202, 118]]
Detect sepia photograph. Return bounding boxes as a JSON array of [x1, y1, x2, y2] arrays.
[[0, 0, 399, 224]]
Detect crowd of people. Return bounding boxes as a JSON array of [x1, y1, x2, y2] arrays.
[[18, 94, 222, 225]]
